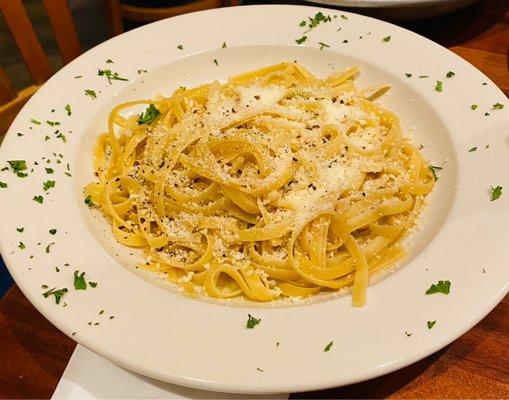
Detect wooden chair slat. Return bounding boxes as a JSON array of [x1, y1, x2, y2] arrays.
[[0, 0, 53, 84], [105, 0, 124, 36], [43, 0, 81, 65], [0, 67, 15, 104]]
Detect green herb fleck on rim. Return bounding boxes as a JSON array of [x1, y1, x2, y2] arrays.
[[33, 195, 43, 204], [490, 185, 503, 201], [213, 59, 218, 66], [74, 270, 87, 290], [405, 73, 412, 78], [299, 20, 306, 27], [246, 314, 261, 329], [493, 102, 504, 110], [435, 81, 443, 92], [85, 89, 97, 99], [428, 165, 442, 181], [8, 160, 27, 173], [43, 180, 55, 191], [49, 229, 57, 235], [98, 69, 128, 84], [30, 118, 41, 125], [17, 227, 24, 232], [426, 280, 451, 295], [65, 104, 72, 116], [45, 242, 55, 253], [45, 168, 54, 174], [106, 58, 114, 63], [18, 242, 25, 250], [89, 281, 98, 288], [383, 35, 391, 42], [177, 44, 183, 50], [469, 146, 477, 152], [318, 42, 330, 50], [446, 71, 455, 78], [471, 104, 478, 110], [405, 331, 412, 337], [46, 120, 60, 127], [427, 320, 436, 329], [324, 341, 333, 352], [42, 287, 68, 305], [0, 181, 7, 188], [295, 36, 307, 45]]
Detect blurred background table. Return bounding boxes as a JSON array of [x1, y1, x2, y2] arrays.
[[0, 0, 508, 398]]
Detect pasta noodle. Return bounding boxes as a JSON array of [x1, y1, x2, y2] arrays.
[[84, 62, 434, 306]]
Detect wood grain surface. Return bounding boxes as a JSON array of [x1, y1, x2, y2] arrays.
[[0, 0, 507, 398]]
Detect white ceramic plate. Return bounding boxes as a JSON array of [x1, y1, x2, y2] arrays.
[[0, 5, 507, 394], [304, 0, 479, 21]]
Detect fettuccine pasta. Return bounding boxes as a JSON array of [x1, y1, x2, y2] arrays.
[[84, 62, 434, 306]]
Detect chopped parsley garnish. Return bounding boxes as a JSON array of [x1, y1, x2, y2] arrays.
[[85, 89, 97, 99], [89, 281, 98, 288], [43, 180, 55, 191], [16, 227, 24, 232], [484, 112, 490, 116], [340, 14, 348, 20], [490, 185, 503, 201], [46, 120, 60, 127], [295, 36, 307, 45], [45, 168, 54, 174], [469, 146, 477, 152], [74, 75, 82, 79], [56, 133, 67, 142], [137, 69, 147, 74], [49, 229, 57, 235], [324, 341, 333, 352], [426, 280, 451, 295], [65, 104, 72, 116], [383, 35, 391, 42], [221, 42, 227, 48], [418, 75, 429, 78], [137, 104, 160, 125], [435, 81, 443, 92], [318, 41, 330, 50], [246, 314, 261, 329], [99, 309, 104, 315], [299, 20, 306, 27], [493, 102, 504, 110], [84, 195, 94, 207], [18, 242, 25, 250], [98, 69, 128, 84], [45, 242, 55, 253], [106, 58, 114, 63], [342, 39, 349, 43], [177, 44, 183, 50], [446, 71, 455, 78], [428, 165, 442, 181], [74, 270, 87, 290], [30, 118, 41, 125], [405, 331, 412, 337], [471, 104, 478, 110], [0, 181, 7, 188], [8, 160, 27, 173], [33, 195, 43, 203], [256, 368, 264, 372], [42, 287, 68, 304], [427, 320, 436, 329], [17, 132, 23, 137], [213, 59, 218, 66], [306, 12, 331, 29], [405, 73, 412, 78]]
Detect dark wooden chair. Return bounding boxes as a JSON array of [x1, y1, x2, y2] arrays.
[[0, 0, 81, 136]]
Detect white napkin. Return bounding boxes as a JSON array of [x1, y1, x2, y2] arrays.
[[52, 345, 289, 399]]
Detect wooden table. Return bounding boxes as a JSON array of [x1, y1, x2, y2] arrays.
[[1, 0, 508, 398]]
